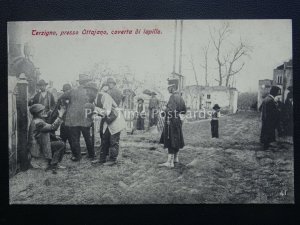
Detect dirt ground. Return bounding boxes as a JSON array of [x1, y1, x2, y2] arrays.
[[9, 111, 294, 204]]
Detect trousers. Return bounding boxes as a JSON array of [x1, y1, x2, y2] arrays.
[[60, 122, 70, 143], [69, 126, 95, 159], [211, 120, 219, 138], [99, 128, 121, 162], [50, 141, 65, 165]]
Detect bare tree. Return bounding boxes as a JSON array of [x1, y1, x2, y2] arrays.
[[224, 41, 252, 87], [200, 41, 211, 86], [189, 54, 203, 109], [209, 22, 231, 86], [210, 22, 252, 87]]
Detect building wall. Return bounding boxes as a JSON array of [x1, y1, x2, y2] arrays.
[[183, 86, 238, 114], [272, 60, 293, 102]]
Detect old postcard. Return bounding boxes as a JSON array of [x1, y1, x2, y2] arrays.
[[8, 20, 293, 204]]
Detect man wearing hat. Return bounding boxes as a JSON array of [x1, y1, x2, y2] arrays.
[[260, 86, 281, 150], [159, 83, 186, 168], [60, 74, 95, 161], [28, 79, 56, 122], [84, 82, 126, 166], [211, 104, 221, 138], [106, 77, 123, 107], [27, 104, 66, 174], [149, 92, 160, 127]]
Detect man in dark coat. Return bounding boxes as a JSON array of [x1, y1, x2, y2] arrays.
[[159, 84, 186, 168], [149, 92, 160, 127], [106, 77, 123, 107], [283, 88, 293, 137], [260, 86, 281, 150], [28, 79, 56, 122], [59, 84, 72, 144], [60, 74, 95, 161]]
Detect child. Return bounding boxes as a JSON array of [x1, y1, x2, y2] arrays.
[[28, 104, 66, 174], [211, 104, 221, 138]]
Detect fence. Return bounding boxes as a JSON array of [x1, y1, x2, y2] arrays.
[[9, 75, 29, 177], [8, 77, 18, 177]]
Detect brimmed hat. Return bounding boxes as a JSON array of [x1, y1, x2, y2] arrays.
[[107, 77, 116, 85], [29, 104, 45, 114], [37, 79, 48, 86], [151, 92, 157, 95], [62, 83, 72, 92], [213, 104, 221, 110], [83, 82, 98, 91], [77, 74, 92, 82], [167, 83, 175, 89], [270, 86, 281, 96], [137, 97, 144, 102]]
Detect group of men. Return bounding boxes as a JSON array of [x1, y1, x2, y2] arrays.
[[134, 91, 160, 131], [260, 85, 293, 150], [27, 74, 187, 172]]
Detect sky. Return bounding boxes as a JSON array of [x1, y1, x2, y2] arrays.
[[8, 20, 292, 93]]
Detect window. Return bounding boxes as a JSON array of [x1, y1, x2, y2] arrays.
[[277, 75, 283, 84], [206, 101, 211, 108], [207, 94, 211, 99]]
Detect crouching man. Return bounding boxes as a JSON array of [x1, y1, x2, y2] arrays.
[[28, 104, 66, 174], [84, 82, 126, 166]]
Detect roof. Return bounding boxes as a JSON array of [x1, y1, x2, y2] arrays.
[[276, 59, 292, 70], [184, 85, 237, 92]]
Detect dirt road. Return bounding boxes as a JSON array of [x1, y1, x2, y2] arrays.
[[9, 111, 294, 204]]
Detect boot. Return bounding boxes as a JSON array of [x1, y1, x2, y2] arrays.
[[174, 152, 179, 163], [159, 154, 174, 168]]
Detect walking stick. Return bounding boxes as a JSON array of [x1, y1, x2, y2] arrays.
[[91, 120, 95, 152]]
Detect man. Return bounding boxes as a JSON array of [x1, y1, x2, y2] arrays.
[[149, 92, 160, 127], [59, 84, 72, 144], [28, 104, 66, 174], [106, 77, 123, 107], [28, 79, 56, 122], [84, 82, 126, 166], [159, 84, 186, 168], [260, 86, 281, 150], [61, 74, 95, 161]]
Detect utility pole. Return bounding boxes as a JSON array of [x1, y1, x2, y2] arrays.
[[178, 20, 183, 93], [173, 20, 177, 73]]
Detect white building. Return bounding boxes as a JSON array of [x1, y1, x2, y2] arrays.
[[183, 85, 238, 114]]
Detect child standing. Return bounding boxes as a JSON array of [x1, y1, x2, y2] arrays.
[[211, 104, 221, 138]]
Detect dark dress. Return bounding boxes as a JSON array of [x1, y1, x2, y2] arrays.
[[283, 98, 293, 136], [149, 96, 160, 127], [260, 95, 280, 146], [136, 104, 145, 130], [159, 92, 186, 154]]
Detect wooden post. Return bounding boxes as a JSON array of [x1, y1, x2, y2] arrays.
[[173, 20, 177, 73], [16, 73, 29, 171]]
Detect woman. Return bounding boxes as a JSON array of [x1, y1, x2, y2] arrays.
[[136, 98, 145, 130]]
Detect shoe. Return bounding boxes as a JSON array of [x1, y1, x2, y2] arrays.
[[103, 161, 117, 166], [174, 153, 179, 163], [71, 156, 80, 162], [91, 159, 105, 165], [87, 155, 96, 160], [159, 154, 174, 168], [57, 165, 66, 169], [52, 168, 57, 174]]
